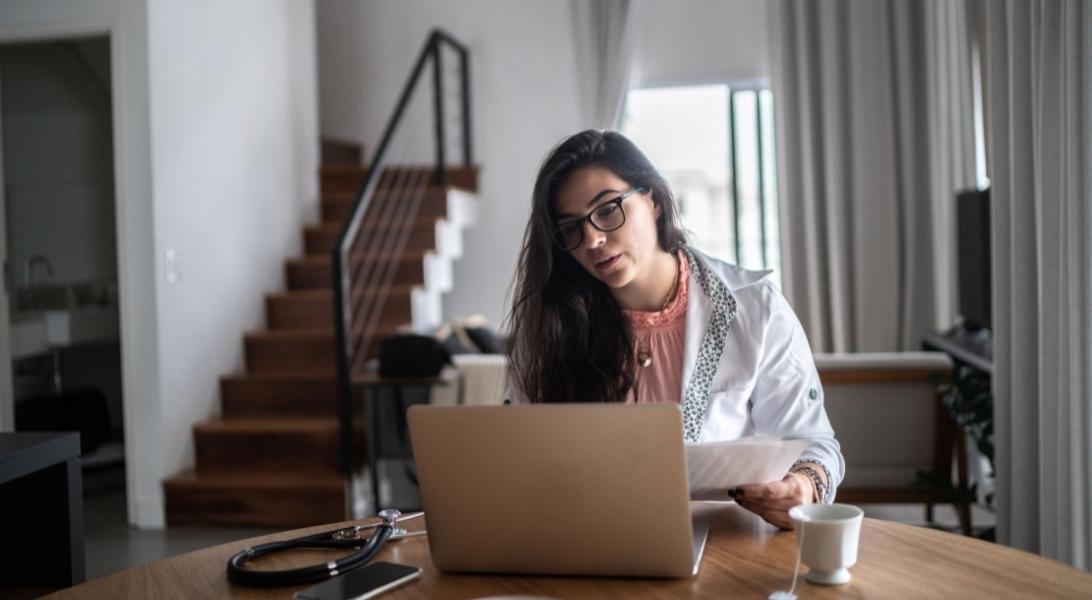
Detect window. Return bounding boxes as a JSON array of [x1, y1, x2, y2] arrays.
[[971, 34, 990, 190], [622, 85, 780, 285]]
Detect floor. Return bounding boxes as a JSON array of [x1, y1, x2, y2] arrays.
[[83, 488, 277, 581], [81, 480, 997, 583]]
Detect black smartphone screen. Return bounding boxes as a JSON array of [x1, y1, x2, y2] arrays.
[[293, 562, 422, 600]]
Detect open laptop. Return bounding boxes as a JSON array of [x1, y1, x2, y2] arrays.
[[407, 403, 709, 577]]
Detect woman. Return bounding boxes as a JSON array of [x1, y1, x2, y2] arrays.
[[505, 130, 844, 529]]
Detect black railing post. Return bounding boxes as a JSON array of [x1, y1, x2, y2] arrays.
[[460, 47, 472, 166], [432, 36, 447, 188], [331, 29, 471, 511]]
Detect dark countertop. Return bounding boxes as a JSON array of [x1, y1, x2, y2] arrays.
[[0, 432, 81, 484]]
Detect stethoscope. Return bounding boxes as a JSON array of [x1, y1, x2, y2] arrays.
[[226, 509, 426, 587]]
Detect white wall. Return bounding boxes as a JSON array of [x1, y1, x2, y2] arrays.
[[317, 0, 585, 329], [634, 0, 769, 87], [146, 0, 319, 520]]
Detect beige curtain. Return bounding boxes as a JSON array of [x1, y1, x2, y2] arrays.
[[987, 0, 1092, 570], [570, 0, 647, 129], [925, 0, 979, 332], [768, 0, 976, 352]]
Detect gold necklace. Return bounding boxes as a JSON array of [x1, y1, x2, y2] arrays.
[[637, 255, 681, 368]]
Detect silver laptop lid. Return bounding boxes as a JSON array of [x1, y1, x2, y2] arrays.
[[408, 403, 696, 577]]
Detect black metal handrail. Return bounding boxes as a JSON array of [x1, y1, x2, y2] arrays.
[[332, 29, 472, 481]]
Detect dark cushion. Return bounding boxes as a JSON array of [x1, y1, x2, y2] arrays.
[[378, 334, 452, 378], [464, 326, 504, 353], [15, 387, 111, 454]]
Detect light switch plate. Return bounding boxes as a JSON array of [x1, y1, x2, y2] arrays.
[[165, 248, 180, 284]]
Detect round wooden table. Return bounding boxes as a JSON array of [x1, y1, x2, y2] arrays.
[[48, 503, 1092, 599]]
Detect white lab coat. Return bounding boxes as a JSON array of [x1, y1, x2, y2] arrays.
[[505, 246, 846, 499], [680, 247, 844, 498]]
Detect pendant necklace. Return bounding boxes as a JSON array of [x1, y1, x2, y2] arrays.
[[637, 255, 681, 368]]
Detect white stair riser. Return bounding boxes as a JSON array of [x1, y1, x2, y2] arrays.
[[408, 188, 477, 332], [411, 287, 442, 330]]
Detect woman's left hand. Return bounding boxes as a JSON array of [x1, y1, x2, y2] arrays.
[[729, 472, 815, 529]]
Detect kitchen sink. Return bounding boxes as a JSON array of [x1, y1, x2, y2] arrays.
[[15, 281, 116, 312], [9, 282, 119, 359]]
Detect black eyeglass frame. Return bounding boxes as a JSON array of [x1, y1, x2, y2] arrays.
[[552, 186, 649, 251]]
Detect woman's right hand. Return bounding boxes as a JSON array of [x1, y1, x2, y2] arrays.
[[728, 472, 815, 529]]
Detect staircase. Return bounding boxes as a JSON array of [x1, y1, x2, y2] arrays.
[[162, 139, 478, 527]]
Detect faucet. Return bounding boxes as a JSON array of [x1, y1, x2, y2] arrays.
[[25, 254, 54, 287]]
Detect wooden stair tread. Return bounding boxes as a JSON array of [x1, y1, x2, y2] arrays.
[[164, 469, 346, 489], [266, 287, 415, 301], [265, 287, 413, 330], [220, 374, 351, 419], [243, 326, 398, 372], [222, 370, 383, 382], [305, 219, 439, 232], [320, 138, 362, 165], [320, 137, 362, 149], [288, 251, 428, 267], [304, 219, 439, 257], [304, 220, 439, 242], [284, 253, 428, 289], [245, 324, 400, 339], [268, 288, 337, 300], [193, 417, 340, 434], [164, 469, 349, 527], [318, 187, 454, 214], [246, 328, 335, 339], [222, 371, 337, 382], [320, 166, 479, 197], [190, 418, 364, 476], [321, 185, 451, 198], [320, 164, 478, 176]]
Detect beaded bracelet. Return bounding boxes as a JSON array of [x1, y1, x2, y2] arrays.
[[790, 460, 830, 504]]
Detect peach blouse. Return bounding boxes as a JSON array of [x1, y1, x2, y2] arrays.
[[624, 251, 690, 405]]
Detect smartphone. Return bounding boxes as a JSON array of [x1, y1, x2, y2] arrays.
[[293, 562, 422, 600]]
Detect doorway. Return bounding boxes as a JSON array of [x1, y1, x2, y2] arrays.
[[0, 36, 125, 494]]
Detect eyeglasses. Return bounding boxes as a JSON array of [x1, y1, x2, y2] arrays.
[[552, 186, 648, 251]]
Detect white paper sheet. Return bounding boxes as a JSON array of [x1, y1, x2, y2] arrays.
[[686, 436, 811, 500]]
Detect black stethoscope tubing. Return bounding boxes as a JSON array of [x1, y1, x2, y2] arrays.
[[226, 509, 423, 587], [226, 524, 393, 587]]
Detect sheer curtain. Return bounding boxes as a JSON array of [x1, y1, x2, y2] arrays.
[[987, 0, 1091, 570], [767, 0, 976, 352], [570, 0, 647, 129]]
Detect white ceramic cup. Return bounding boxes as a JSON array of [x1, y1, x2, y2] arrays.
[[787, 503, 864, 585]]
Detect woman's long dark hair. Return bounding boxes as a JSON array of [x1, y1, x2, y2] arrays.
[[506, 130, 687, 404]]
